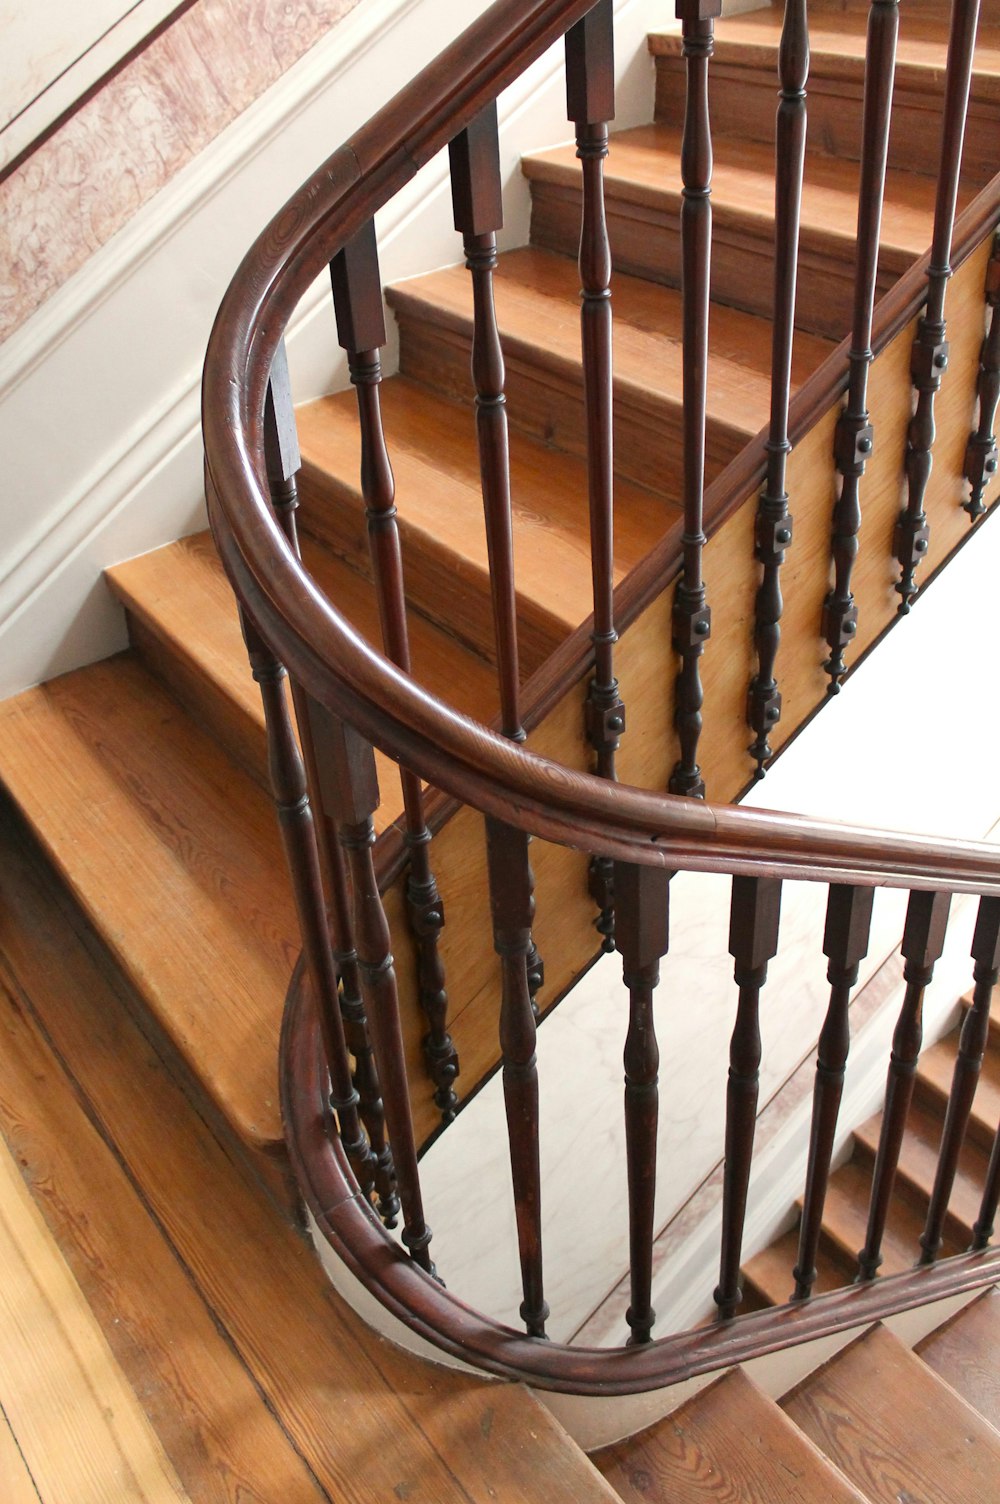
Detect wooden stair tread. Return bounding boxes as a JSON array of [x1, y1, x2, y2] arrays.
[[0, 811, 618, 1504], [782, 1323, 1000, 1503], [294, 375, 678, 671], [742, 1228, 848, 1310], [650, 9, 1000, 94], [594, 1367, 867, 1503], [388, 245, 830, 485], [918, 1034, 1000, 1147], [916, 1288, 1000, 1427], [852, 1093, 989, 1240], [106, 530, 498, 820], [816, 1159, 961, 1274], [525, 123, 960, 269], [0, 655, 294, 1154]]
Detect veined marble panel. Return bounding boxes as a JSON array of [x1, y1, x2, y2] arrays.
[[0, 0, 361, 340]]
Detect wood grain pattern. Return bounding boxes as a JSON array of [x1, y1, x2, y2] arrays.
[[596, 1367, 868, 1502], [387, 246, 829, 492], [526, 123, 955, 339], [0, 807, 618, 1504], [0, 655, 296, 1154], [0, 1135, 191, 1504], [296, 376, 677, 675], [782, 1323, 1000, 1503], [916, 1286, 1000, 1426], [0, 964, 328, 1504], [0, 1410, 40, 1504], [651, 8, 1000, 185], [107, 528, 498, 825]]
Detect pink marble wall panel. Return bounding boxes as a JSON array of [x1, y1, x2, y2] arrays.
[[0, 0, 362, 341]]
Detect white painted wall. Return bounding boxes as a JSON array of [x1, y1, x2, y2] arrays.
[[0, 0, 668, 702]]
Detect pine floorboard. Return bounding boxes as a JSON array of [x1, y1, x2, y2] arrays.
[[0, 796, 617, 1504]]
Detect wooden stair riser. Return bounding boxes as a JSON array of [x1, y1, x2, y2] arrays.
[[388, 290, 760, 496], [293, 372, 678, 677], [852, 1100, 992, 1249], [527, 165, 911, 342], [652, 47, 1000, 190], [915, 1040, 1000, 1155], [120, 605, 271, 790], [915, 1288, 1000, 1426], [296, 455, 563, 677]]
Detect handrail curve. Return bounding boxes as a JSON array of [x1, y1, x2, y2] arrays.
[[205, 0, 1000, 1396], [204, 0, 1000, 899], [210, 486, 1000, 897]]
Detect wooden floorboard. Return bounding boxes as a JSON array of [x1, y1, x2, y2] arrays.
[[0, 1406, 43, 1504], [0, 1129, 191, 1504], [0, 800, 617, 1504]]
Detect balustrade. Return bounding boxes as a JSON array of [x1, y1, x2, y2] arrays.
[[329, 223, 458, 1121], [964, 235, 1000, 520], [894, 0, 982, 610], [746, 0, 808, 778], [668, 0, 718, 800], [822, 0, 899, 692], [568, 0, 624, 950], [204, 0, 1000, 1399]]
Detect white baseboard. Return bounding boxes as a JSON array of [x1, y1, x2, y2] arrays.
[[0, 0, 666, 701]]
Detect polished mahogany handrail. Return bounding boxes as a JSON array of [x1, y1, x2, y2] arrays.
[[206, 0, 1000, 1398], [204, 0, 1000, 903]]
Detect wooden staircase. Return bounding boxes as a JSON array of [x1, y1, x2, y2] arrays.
[[744, 986, 1000, 1305], [3, 799, 998, 1499], [1, 0, 997, 1190], [597, 1306, 1000, 1502], [0, 2, 998, 1491]]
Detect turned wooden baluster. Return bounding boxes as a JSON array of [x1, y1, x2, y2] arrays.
[[822, 0, 899, 693], [264, 347, 398, 1223], [614, 862, 670, 1344], [486, 817, 548, 1336], [237, 606, 374, 1198], [715, 876, 782, 1320], [747, 0, 808, 779], [963, 236, 1000, 521], [566, 0, 623, 951], [857, 888, 950, 1280], [306, 699, 434, 1275], [920, 896, 1000, 1263], [973, 1122, 1000, 1249], [894, 0, 982, 610], [792, 884, 874, 1300], [329, 224, 459, 1122], [669, 0, 720, 799], [451, 105, 544, 1014]]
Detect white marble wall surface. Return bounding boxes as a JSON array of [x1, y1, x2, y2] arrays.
[[415, 513, 1000, 1346]]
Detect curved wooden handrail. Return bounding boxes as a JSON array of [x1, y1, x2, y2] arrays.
[[282, 967, 1000, 1394], [207, 0, 1000, 1396], [211, 490, 1000, 897], [205, 34, 1000, 897]]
